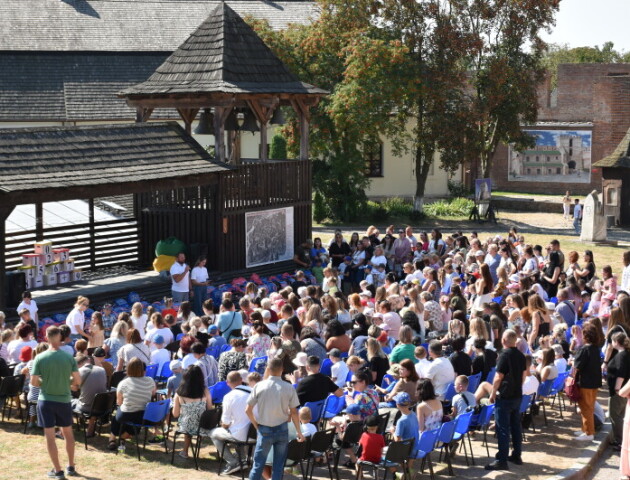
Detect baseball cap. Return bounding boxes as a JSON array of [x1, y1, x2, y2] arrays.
[[377, 331, 389, 343], [475, 250, 484, 257], [346, 404, 361, 415], [153, 334, 165, 345], [209, 325, 218, 334], [394, 392, 411, 406], [365, 414, 380, 427], [93, 347, 106, 358], [328, 348, 341, 359], [19, 346, 32, 362], [545, 302, 556, 311], [170, 359, 182, 371]]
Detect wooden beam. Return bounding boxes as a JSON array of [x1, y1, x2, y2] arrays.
[[123, 93, 325, 109], [247, 99, 278, 163], [213, 106, 234, 164], [291, 99, 311, 161], [176, 108, 200, 135], [88, 198, 96, 270], [135, 107, 154, 123], [35, 202, 43, 241], [0, 206, 15, 311]]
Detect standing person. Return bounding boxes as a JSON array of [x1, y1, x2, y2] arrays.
[[622, 251, 630, 294], [216, 299, 243, 342], [573, 324, 603, 442], [66, 296, 90, 343], [191, 256, 210, 317], [245, 358, 304, 480], [393, 229, 411, 277], [573, 199, 583, 235], [485, 329, 526, 471], [30, 326, 81, 479], [170, 252, 191, 303], [17, 291, 38, 325], [607, 332, 630, 449], [562, 191, 572, 221]]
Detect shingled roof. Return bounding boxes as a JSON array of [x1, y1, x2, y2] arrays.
[[121, 2, 326, 97], [593, 127, 630, 169], [0, 0, 318, 52], [0, 52, 173, 121], [0, 122, 230, 204]]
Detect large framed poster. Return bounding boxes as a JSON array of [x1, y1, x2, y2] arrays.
[[245, 206, 294, 268], [508, 129, 592, 183]]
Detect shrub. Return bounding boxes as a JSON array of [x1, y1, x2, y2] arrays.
[[447, 179, 471, 198], [269, 134, 287, 160], [313, 190, 327, 223], [381, 197, 413, 217], [366, 201, 388, 222], [424, 198, 474, 217]]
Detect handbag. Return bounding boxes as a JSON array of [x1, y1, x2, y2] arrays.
[[564, 375, 581, 402]]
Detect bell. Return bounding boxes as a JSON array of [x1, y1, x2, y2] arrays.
[[240, 109, 260, 133], [193, 108, 214, 135], [270, 107, 286, 125], [224, 110, 240, 131]]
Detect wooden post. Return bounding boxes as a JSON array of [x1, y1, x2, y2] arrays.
[[260, 121, 268, 162], [214, 106, 225, 162], [35, 202, 43, 241], [135, 107, 154, 123], [88, 198, 96, 271], [0, 206, 15, 311], [247, 99, 277, 163], [299, 111, 309, 161]]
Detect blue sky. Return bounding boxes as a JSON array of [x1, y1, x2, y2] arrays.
[[541, 0, 630, 51], [525, 130, 592, 147]]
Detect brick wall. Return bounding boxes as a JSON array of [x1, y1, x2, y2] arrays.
[[491, 63, 630, 195]]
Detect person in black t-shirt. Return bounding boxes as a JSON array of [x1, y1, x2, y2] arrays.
[[471, 338, 497, 381], [485, 329, 526, 471], [296, 355, 343, 405], [541, 241, 562, 298], [448, 336, 472, 376], [329, 234, 352, 268]]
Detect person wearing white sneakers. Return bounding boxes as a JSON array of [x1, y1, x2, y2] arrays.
[[572, 323, 602, 442]]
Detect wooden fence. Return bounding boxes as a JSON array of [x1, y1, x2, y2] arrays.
[[6, 218, 138, 271]]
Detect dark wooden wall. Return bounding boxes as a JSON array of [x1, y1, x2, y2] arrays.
[[218, 160, 312, 272], [135, 182, 221, 269]]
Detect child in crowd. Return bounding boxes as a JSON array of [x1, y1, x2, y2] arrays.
[[88, 312, 105, 349], [570, 325, 583, 352], [451, 375, 477, 417], [312, 259, 324, 286], [374, 264, 387, 288], [101, 304, 117, 338], [414, 346, 431, 378], [74, 339, 88, 356], [391, 392, 419, 459], [166, 360, 183, 397], [329, 348, 349, 388], [0, 329, 14, 362], [327, 277, 339, 295], [299, 407, 317, 438], [357, 414, 385, 476]]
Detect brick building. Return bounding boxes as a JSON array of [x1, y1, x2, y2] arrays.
[[490, 63, 630, 195]]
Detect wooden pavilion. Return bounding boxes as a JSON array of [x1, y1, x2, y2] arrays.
[[119, 2, 326, 163], [0, 4, 325, 310]]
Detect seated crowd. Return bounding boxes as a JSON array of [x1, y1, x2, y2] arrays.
[[2, 225, 630, 478]]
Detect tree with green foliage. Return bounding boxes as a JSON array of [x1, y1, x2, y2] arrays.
[[269, 133, 287, 160], [543, 42, 630, 87]]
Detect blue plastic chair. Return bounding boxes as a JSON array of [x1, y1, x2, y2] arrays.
[[435, 420, 457, 476], [206, 345, 221, 360], [249, 355, 268, 373], [470, 403, 495, 458], [340, 352, 349, 359], [443, 382, 457, 403], [209, 381, 231, 404], [519, 394, 533, 438], [219, 344, 232, 355], [119, 399, 170, 460], [320, 358, 333, 377], [145, 363, 159, 379], [321, 394, 345, 427], [467, 373, 482, 393], [382, 346, 392, 355], [486, 367, 496, 384], [346, 370, 353, 382], [157, 362, 172, 383], [491, 296, 503, 304], [176, 333, 184, 341], [381, 374, 395, 389], [549, 296, 558, 304], [537, 379, 554, 426], [303, 399, 326, 424], [451, 411, 475, 466], [415, 428, 439, 480], [549, 371, 570, 417]]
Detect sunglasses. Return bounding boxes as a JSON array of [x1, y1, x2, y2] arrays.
[[349, 381, 357, 385]]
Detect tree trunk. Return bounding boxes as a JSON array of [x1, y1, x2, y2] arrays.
[[413, 145, 433, 212]]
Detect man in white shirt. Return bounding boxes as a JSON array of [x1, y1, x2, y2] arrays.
[[211, 371, 253, 475], [573, 199, 583, 235], [17, 291, 38, 324], [329, 349, 349, 388], [169, 252, 190, 303], [621, 251, 630, 293], [425, 341, 455, 401], [414, 345, 432, 378]]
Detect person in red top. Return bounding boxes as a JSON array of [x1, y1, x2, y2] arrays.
[[357, 414, 385, 478]]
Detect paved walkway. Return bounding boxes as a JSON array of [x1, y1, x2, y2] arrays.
[[589, 446, 620, 480]]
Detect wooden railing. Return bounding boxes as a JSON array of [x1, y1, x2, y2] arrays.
[[6, 218, 138, 271]]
